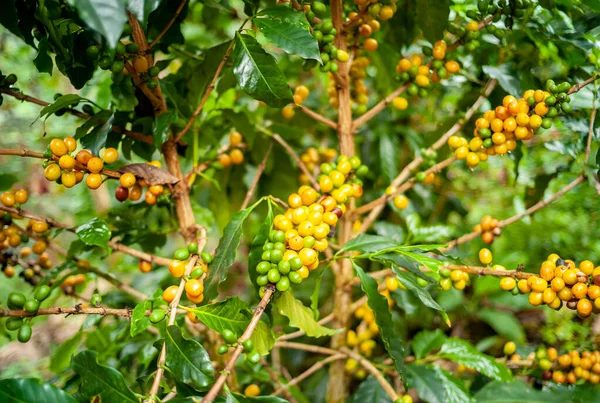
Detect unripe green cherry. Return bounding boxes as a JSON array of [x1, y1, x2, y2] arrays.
[[267, 269, 281, 283], [222, 329, 237, 344], [174, 248, 190, 260], [201, 252, 213, 263]]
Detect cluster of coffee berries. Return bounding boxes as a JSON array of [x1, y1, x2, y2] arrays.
[[346, 303, 380, 378], [473, 215, 502, 244], [457, 0, 537, 44], [5, 285, 51, 343], [162, 245, 212, 305], [395, 48, 461, 105], [499, 254, 600, 318], [255, 156, 367, 294], [302, 2, 349, 73], [1, 241, 51, 282], [439, 267, 470, 291], [298, 147, 337, 184], [346, 2, 394, 51], [350, 57, 371, 113], [504, 343, 600, 385], [346, 0, 403, 53], [0, 71, 18, 105], [449, 84, 573, 168], [42, 137, 115, 189], [1, 189, 28, 210], [215, 132, 245, 168], [282, 86, 311, 119], [92, 27, 160, 88], [217, 329, 260, 364]]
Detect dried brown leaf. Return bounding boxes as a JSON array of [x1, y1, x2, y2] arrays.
[[119, 163, 180, 185]]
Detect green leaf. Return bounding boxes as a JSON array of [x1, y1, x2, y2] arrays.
[[412, 329, 447, 359], [33, 37, 53, 75], [310, 267, 325, 319], [69, 0, 127, 49], [373, 253, 436, 284], [254, 11, 320, 61], [415, 0, 450, 43], [205, 198, 264, 302], [75, 110, 114, 139], [130, 301, 151, 337], [392, 268, 449, 325], [127, 0, 163, 27], [248, 201, 274, 291], [251, 319, 276, 355], [165, 326, 215, 391], [483, 64, 521, 95], [438, 338, 512, 381], [0, 1, 23, 44], [352, 261, 406, 384], [80, 114, 115, 156], [0, 378, 77, 403], [478, 308, 526, 344], [50, 331, 83, 373], [338, 234, 398, 254], [233, 33, 292, 108], [153, 109, 176, 149], [71, 351, 138, 402], [474, 380, 567, 402], [39, 95, 83, 119], [351, 376, 392, 403], [399, 250, 442, 274], [0, 173, 19, 191], [406, 364, 471, 403], [76, 218, 111, 250], [379, 133, 399, 181], [184, 297, 250, 337], [274, 290, 341, 337], [256, 7, 310, 28]]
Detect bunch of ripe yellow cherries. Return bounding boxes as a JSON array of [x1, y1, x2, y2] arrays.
[[255, 155, 367, 295], [499, 254, 600, 319], [448, 87, 570, 168], [503, 342, 600, 385]]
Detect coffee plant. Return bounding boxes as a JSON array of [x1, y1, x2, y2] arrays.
[[1, 0, 600, 402]]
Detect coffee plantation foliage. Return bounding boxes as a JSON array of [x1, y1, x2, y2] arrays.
[[1, 0, 600, 402]]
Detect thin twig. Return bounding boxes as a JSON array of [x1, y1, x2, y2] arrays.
[[0, 205, 171, 266], [439, 175, 585, 252], [0, 82, 155, 148], [149, 0, 188, 48], [275, 341, 339, 356], [201, 285, 275, 403], [442, 264, 534, 279], [108, 241, 172, 266], [341, 347, 399, 401], [0, 306, 135, 318], [354, 156, 457, 233], [241, 142, 273, 209], [271, 133, 319, 189], [271, 354, 346, 397], [298, 104, 338, 129], [352, 83, 409, 129]]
